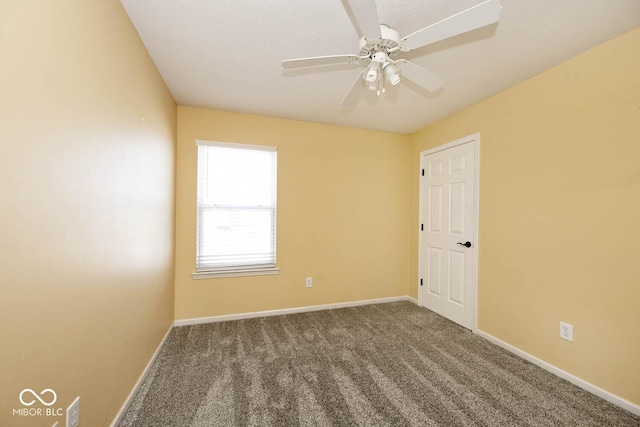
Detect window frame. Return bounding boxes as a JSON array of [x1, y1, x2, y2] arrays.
[[192, 140, 279, 279]]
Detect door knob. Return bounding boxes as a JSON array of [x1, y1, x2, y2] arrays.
[[457, 241, 472, 248]]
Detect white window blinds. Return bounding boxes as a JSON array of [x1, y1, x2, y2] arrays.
[[196, 141, 277, 272]]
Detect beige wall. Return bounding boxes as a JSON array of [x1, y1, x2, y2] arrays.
[[409, 27, 640, 405], [0, 1, 176, 426], [175, 107, 410, 320]]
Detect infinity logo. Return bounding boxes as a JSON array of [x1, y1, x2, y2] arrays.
[[19, 389, 57, 407]]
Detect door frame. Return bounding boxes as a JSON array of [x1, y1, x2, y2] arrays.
[[418, 133, 480, 331]]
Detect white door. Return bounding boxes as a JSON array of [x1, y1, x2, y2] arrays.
[[420, 137, 477, 330]]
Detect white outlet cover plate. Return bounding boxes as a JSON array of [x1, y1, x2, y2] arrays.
[[560, 321, 573, 342], [66, 396, 80, 427]]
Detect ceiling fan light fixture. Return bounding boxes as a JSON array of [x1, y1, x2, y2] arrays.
[[383, 62, 400, 85], [365, 68, 377, 83], [365, 62, 379, 83]]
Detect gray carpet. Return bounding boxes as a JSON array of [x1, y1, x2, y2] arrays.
[[118, 302, 640, 426]]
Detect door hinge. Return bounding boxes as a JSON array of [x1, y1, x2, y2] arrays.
[[421, 169, 424, 176], [420, 224, 423, 231], [420, 278, 423, 287]]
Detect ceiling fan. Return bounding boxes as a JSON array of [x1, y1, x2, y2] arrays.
[[281, 0, 502, 105]]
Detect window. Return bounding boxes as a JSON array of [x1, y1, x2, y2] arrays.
[[194, 140, 278, 278]]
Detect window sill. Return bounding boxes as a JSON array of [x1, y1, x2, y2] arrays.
[[192, 267, 280, 280]]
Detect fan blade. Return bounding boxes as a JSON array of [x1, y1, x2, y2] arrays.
[[400, 0, 502, 50], [396, 60, 443, 92], [345, 0, 382, 40], [281, 54, 359, 69], [341, 71, 364, 105]]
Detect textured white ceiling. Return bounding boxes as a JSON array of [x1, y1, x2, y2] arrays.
[[120, 0, 640, 134]]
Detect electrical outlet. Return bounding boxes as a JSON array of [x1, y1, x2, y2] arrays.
[[305, 277, 312, 288], [66, 396, 80, 427], [560, 321, 573, 342]]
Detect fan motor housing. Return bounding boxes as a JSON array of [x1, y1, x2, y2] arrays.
[[358, 25, 400, 58]]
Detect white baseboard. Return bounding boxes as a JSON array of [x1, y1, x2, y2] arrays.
[[475, 329, 640, 416], [174, 295, 415, 326], [110, 323, 174, 427]]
